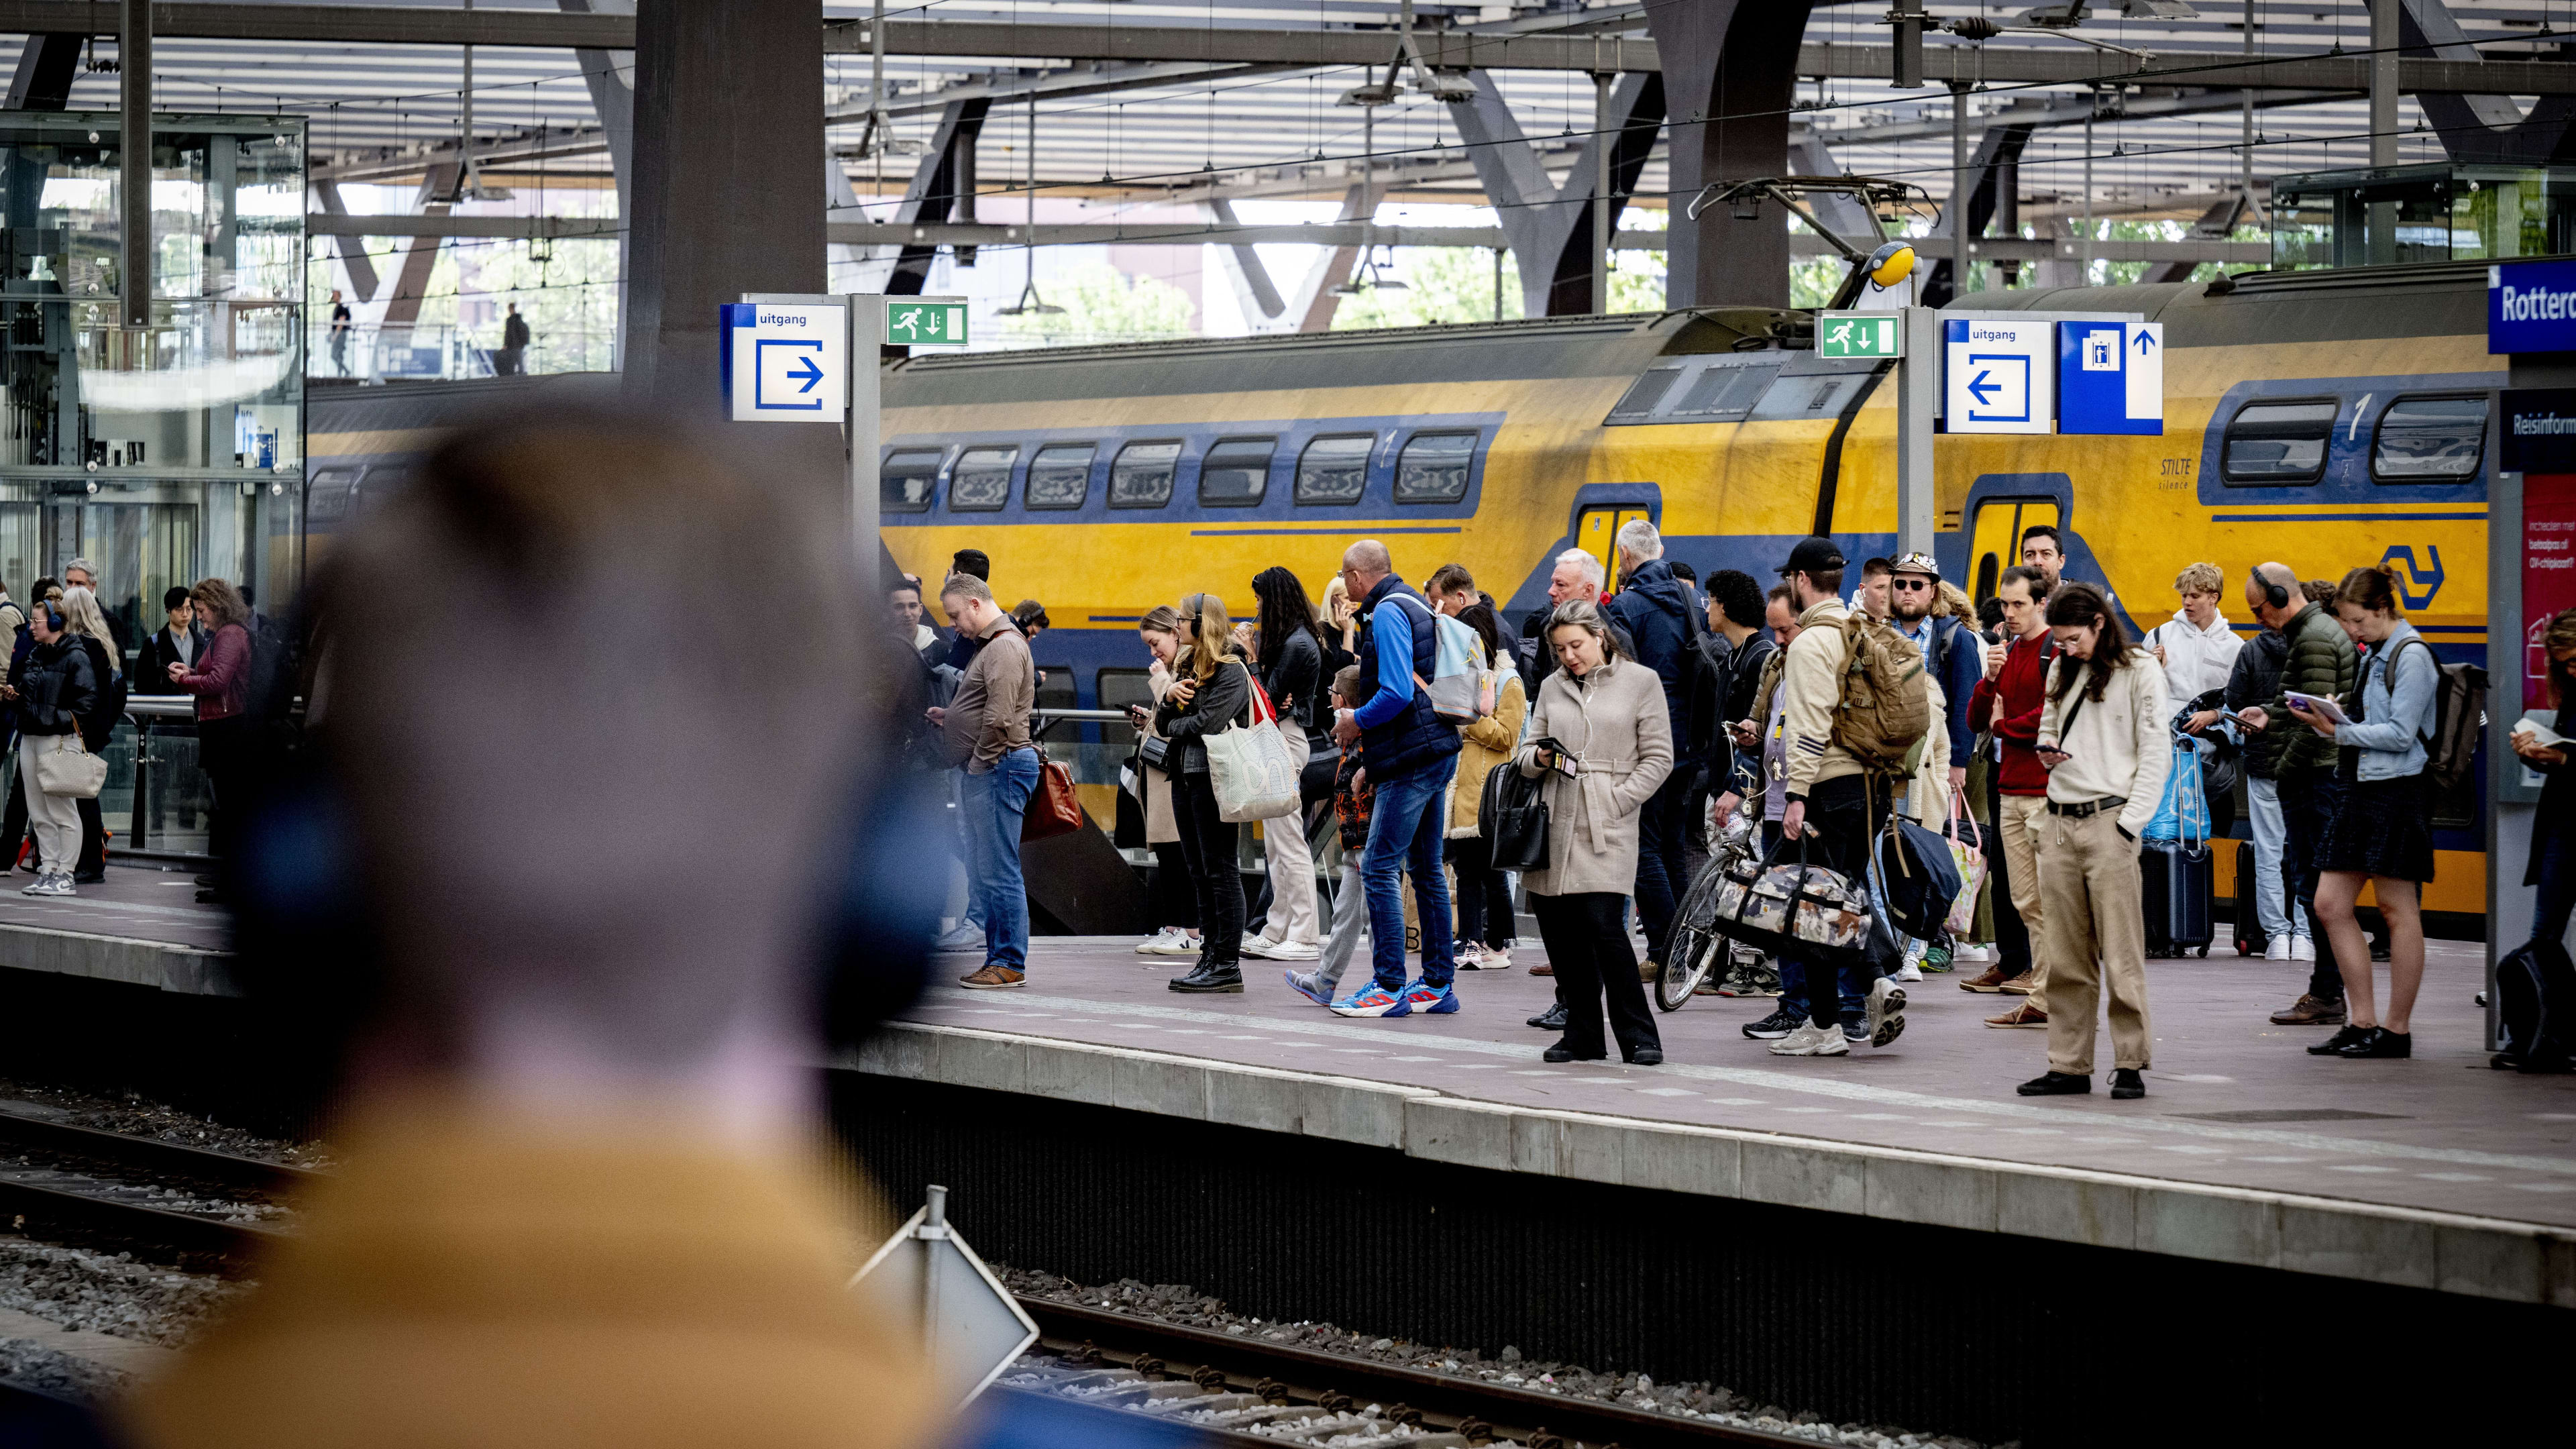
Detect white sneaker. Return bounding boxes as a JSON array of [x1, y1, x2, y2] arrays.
[[1894, 961, 1924, 983], [1242, 933, 1279, 960], [2263, 935, 2293, 963], [1865, 977, 1909, 1047], [1134, 928, 1178, 955], [1768, 1020, 1849, 1057], [23, 871, 74, 898], [1953, 943, 1992, 965], [1477, 947, 1513, 972], [1264, 939, 1320, 961], [2289, 934, 2316, 962], [933, 920, 985, 952], [1142, 932, 1201, 957]]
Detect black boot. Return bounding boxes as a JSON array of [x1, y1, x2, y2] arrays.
[[2016, 1070, 2091, 1096], [2109, 1067, 2146, 1099], [1527, 1002, 1568, 1030], [1169, 961, 1244, 994]]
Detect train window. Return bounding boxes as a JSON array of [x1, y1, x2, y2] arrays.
[[881, 448, 945, 512], [2372, 394, 2487, 482], [1608, 365, 1683, 421], [949, 446, 1016, 511], [1296, 433, 1373, 504], [1199, 437, 1274, 506], [1668, 360, 1783, 421], [2220, 399, 2340, 484], [1394, 432, 1475, 503], [305, 469, 358, 523], [1026, 443, 1094, 509], [1110, 441, 1183, 508]]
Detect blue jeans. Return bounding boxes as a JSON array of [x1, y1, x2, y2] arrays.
[[960, 749, 1042, 971], [1362, 753, 1458, 991]]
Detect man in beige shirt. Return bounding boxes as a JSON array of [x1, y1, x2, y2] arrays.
[[928, 574, 1041, 988]]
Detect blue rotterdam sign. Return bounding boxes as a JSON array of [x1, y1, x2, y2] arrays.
[[2489, 258, 2576, 353]]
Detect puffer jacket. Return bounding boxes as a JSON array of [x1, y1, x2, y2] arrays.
[[1511, 657, 1672, 897], [1605, 558, 1705, 765], [1446, 669, 1527, 838], [2263, 603, 2357, 776], [1153, 648, 1253, 776], [16, 636, 97, 737], [2226, 628, 2289, 780]]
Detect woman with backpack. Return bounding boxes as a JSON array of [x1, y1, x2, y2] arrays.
[[1155, 592, 1254, 994], [59, 586, 124, 883], [1445, 602, 1525, 970], [2292, 564, 2441, 1061], [1513, 600, 1672, 1065]]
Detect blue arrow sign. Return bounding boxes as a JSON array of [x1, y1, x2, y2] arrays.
[[789, 354, 824, 392], [1967, 370, 2002, 407], [2055, 321, 2163, 435]]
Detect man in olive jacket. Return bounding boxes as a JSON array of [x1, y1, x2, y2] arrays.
[[2239, 563, 2357, 1025]]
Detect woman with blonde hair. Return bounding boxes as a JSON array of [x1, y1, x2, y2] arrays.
[[56, 586, 123, 881], [1155, 591, 1255, 993], [1513, 599, 1672, 1064]]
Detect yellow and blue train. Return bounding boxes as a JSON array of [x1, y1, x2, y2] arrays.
[[306, 258, 2502, 920]]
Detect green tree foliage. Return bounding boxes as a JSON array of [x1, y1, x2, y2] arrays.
[[1328, 244, 1668, 330], [996, 261, 1197, 344]]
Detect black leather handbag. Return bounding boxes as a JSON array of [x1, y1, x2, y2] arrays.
[[1480, 761, 1550, 872]]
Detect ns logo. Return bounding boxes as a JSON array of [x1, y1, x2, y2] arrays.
[[2379, 547, 2445, 611]]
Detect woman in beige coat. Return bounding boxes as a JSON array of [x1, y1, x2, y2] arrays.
[[1128, 608, 1200, 959], [1513, 600, 1674, 1064], [1445, 602, 1527, 970]]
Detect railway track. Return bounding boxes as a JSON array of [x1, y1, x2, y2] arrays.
[[1007, 1297, 1819, 1449], [0, 1112, 1829, 1446], [0, 1109, 307, 1268]]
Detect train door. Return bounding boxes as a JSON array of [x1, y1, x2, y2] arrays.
[[1968, 497, 2060, 603], [1575, 504, 1652, 590]]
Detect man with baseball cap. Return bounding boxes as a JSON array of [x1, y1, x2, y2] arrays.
[[1884, 551, 1980, 973], [1764, 536, 1908, 1057]]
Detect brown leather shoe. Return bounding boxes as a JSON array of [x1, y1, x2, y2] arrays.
[[1960, 965, 2012, 993], [1998, 971, 2039, 995], [1986, 1001, 2049, 1028], [1527, 961, 1554, 977], [959, 965, 1026, 989], [2269, 993, 2347, 1026]]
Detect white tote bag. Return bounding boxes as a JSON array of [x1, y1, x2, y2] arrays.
[[32, 731, 107, 800], [1204, 661, 1301, 824]]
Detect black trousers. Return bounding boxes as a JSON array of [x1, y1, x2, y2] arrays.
[[198, 716, 261, 867], [1984, 768, 2034, 976], [1150, 840, 1198, 929], [1446, 834, 1515, 949], [1530, 891, 1660, 1059], [76, 796, 104, 876], [1, 764, 25, 867], [1785, 773, 1890, 1030], [1631, 765, 1699, 964], [1170, 771, 1244, 965]]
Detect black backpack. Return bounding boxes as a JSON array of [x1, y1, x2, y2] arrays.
[[243, 614, 300, 725], [2495, 936, 2576, 1073], [1681, 629, 1734, 763]]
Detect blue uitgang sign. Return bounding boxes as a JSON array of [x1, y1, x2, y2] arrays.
[[2489, 258, 2576, 354]]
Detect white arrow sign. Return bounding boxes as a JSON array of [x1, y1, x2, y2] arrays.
[[851, 1185, 1038, 1409]]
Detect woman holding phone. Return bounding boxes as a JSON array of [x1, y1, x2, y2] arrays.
[[2294, 564, 2440, 1060], [1512, 600, 1672, 1064], [1128, 607, 1201, 961]]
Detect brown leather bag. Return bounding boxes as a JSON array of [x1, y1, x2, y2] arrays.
[[1022, 753, 1085, 841]]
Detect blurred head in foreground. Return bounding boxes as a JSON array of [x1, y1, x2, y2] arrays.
[[124, 408, 949, 1449]]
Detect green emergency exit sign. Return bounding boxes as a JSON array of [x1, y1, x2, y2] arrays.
[[885, 300, 969, 346], [1817, 311, 1902, 360]]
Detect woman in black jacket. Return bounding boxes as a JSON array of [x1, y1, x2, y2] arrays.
[[1157, 591, 1253, 994], [7, 600, 97, 897], [2512, 608, 2576, 968], [1244, 566, 1326, 963]]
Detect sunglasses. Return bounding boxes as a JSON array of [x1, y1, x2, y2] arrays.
[[1889, 578, 1933, 592]]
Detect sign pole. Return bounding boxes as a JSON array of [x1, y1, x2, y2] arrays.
[[847, 292, 883, 579], [1896, 306, 1939, 558]]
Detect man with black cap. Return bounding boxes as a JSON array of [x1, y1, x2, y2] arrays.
[[1886, 551, 1981, 975], [1766, 536, 1907, 1057]]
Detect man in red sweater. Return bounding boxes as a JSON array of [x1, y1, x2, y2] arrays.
[[1966, 566, 2054, 1026]]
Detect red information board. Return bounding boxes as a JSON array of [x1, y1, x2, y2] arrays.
[[2532, 474, 2576, 708]]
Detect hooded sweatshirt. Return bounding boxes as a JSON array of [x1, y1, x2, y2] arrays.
[[2143, 608, 2243, 713]]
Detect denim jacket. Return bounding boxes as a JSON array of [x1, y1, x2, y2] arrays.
[[2334, 619, 2437, 782]]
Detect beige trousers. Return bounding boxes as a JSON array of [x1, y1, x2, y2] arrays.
[[1254, 729, 1321, 947], [2038, 809, 2153, 1075], [1998, 793, 2050, 1010]]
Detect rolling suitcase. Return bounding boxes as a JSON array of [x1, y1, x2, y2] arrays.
[[2141, 839, 2214, 959]]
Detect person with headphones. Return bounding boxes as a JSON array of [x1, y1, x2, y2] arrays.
[[2237, 561, 2359, 1028], [1155, 591, 1256, 993], [7, 596, 98, 897]]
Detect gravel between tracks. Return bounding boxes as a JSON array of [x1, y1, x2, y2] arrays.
[[0, 1238, 242, 1348], [0, 1077, 333, 1171], [1000, 1268, 1992, 1449]]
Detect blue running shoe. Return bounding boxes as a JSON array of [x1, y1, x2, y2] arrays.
[[1401, 978, 1460, 1014], [1329, 982, 1411, 1018], [1284, 969, 1335, 1007]]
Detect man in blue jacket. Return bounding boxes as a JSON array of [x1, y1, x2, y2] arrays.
[[1887, 551, 1982, 971], [1327, 538, 1464, 1017], [1604, 519, 1704, 973]]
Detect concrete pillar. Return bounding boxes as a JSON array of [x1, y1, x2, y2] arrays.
[[623, 0, 825, 422], [1646, 0, 1818, 309]]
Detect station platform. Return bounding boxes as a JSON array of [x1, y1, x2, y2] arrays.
[[7, 867, 2569, 1309], [863, 934, 2576, 1310]]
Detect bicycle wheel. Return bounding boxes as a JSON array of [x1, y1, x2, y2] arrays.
[[1655, 857, 1732, 1012]]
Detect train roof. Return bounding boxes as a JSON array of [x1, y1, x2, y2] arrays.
[[308, 372, 623, 439], [1955, 260, 2488, 347]]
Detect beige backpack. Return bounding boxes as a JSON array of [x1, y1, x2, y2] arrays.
[[1829, 612, 1932, 775]]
